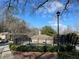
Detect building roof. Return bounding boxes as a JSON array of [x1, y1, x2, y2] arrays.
[[0, 32, 9, 35], [31, 34, 53, 40]]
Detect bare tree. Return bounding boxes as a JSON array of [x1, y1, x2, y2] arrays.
[[0, 0, 72, 15], [0, 16, 29, 33], [28, 28, 39, 37]]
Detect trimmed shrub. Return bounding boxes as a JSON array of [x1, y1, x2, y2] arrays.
[[16, 45, 36, 52], [13, 45, 59, 52], [10, 44, 72, 52], [16, 45, 28, 52], [47, 46, 58, 52], [36, 46, 44, 52]]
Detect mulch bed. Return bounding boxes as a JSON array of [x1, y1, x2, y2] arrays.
[[12, 51, 57, 59]]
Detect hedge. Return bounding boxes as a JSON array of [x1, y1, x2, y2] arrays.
[[9, 44, 75, 52]]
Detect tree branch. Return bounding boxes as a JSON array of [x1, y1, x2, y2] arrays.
[[61, 0, 70, 14], [36, 0, 49, 10], [7, 0, 11, 10]]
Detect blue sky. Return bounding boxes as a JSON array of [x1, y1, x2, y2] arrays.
[[0, 0, 79, 32], [17, 0, 79, 30], [18, 12, 52, 28]]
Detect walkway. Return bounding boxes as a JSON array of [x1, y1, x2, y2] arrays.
[[1, 45, 14, 59]]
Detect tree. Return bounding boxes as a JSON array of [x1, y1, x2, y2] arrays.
[[41, 26, 56, 36], [0, 0, 73, 16], [54, 33, 79, 45], [0, 15, 31, 44], [65, 33, 79, 45], [28, 28, 39, 37], [0, 15, 29, 33], [63, 26, 75, 34]]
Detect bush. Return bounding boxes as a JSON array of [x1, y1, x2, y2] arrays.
[[47, 46, 58, 52], [16, 45, 36, 52], [57, 45, 75, 52], [59, 45, 65, 52], [35, 45, 58, 52], [47, 45, 65, 52], [10, 44, 72, 52], [9, 43, 17, 51], [65, 45, 75, 52], [14, 45, 59, 52], [16, 45, 51, 52], [9, 43, 75, 52], [35, 46, 44, 52], [16, 45, 28, 52]]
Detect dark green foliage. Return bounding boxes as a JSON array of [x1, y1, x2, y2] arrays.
[[9, 43, 75, 52], [15, 45, 59, 52], [15, 45, 43, 52], [59, 45, 65, 52], [65, 45, 75, 52], [36, 46, 44, 52], [65, 33, 78, 44], [54, 33, 79, 45], [58, 45, 75, 52], [9, 43, 57, 52], [16, 45, 28, 52], [47, 46, 58, 52], [53, 32, 79, 53]]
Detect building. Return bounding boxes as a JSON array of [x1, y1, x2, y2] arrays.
[[31, 30, 53, 44], [0, 32, 31, 44], [0, 32, 9, 40]]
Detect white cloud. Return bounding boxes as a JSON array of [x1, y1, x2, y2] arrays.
[[45, 0, 64, 13], [37, 1, 64, 15], [48, 21, 67, 34]]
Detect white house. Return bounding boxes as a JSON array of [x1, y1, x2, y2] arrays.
[[0, 32, 9, 40], [31, 30, 54, 44]]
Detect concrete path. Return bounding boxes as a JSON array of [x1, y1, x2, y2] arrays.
[[1, 45, 14, 59]]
